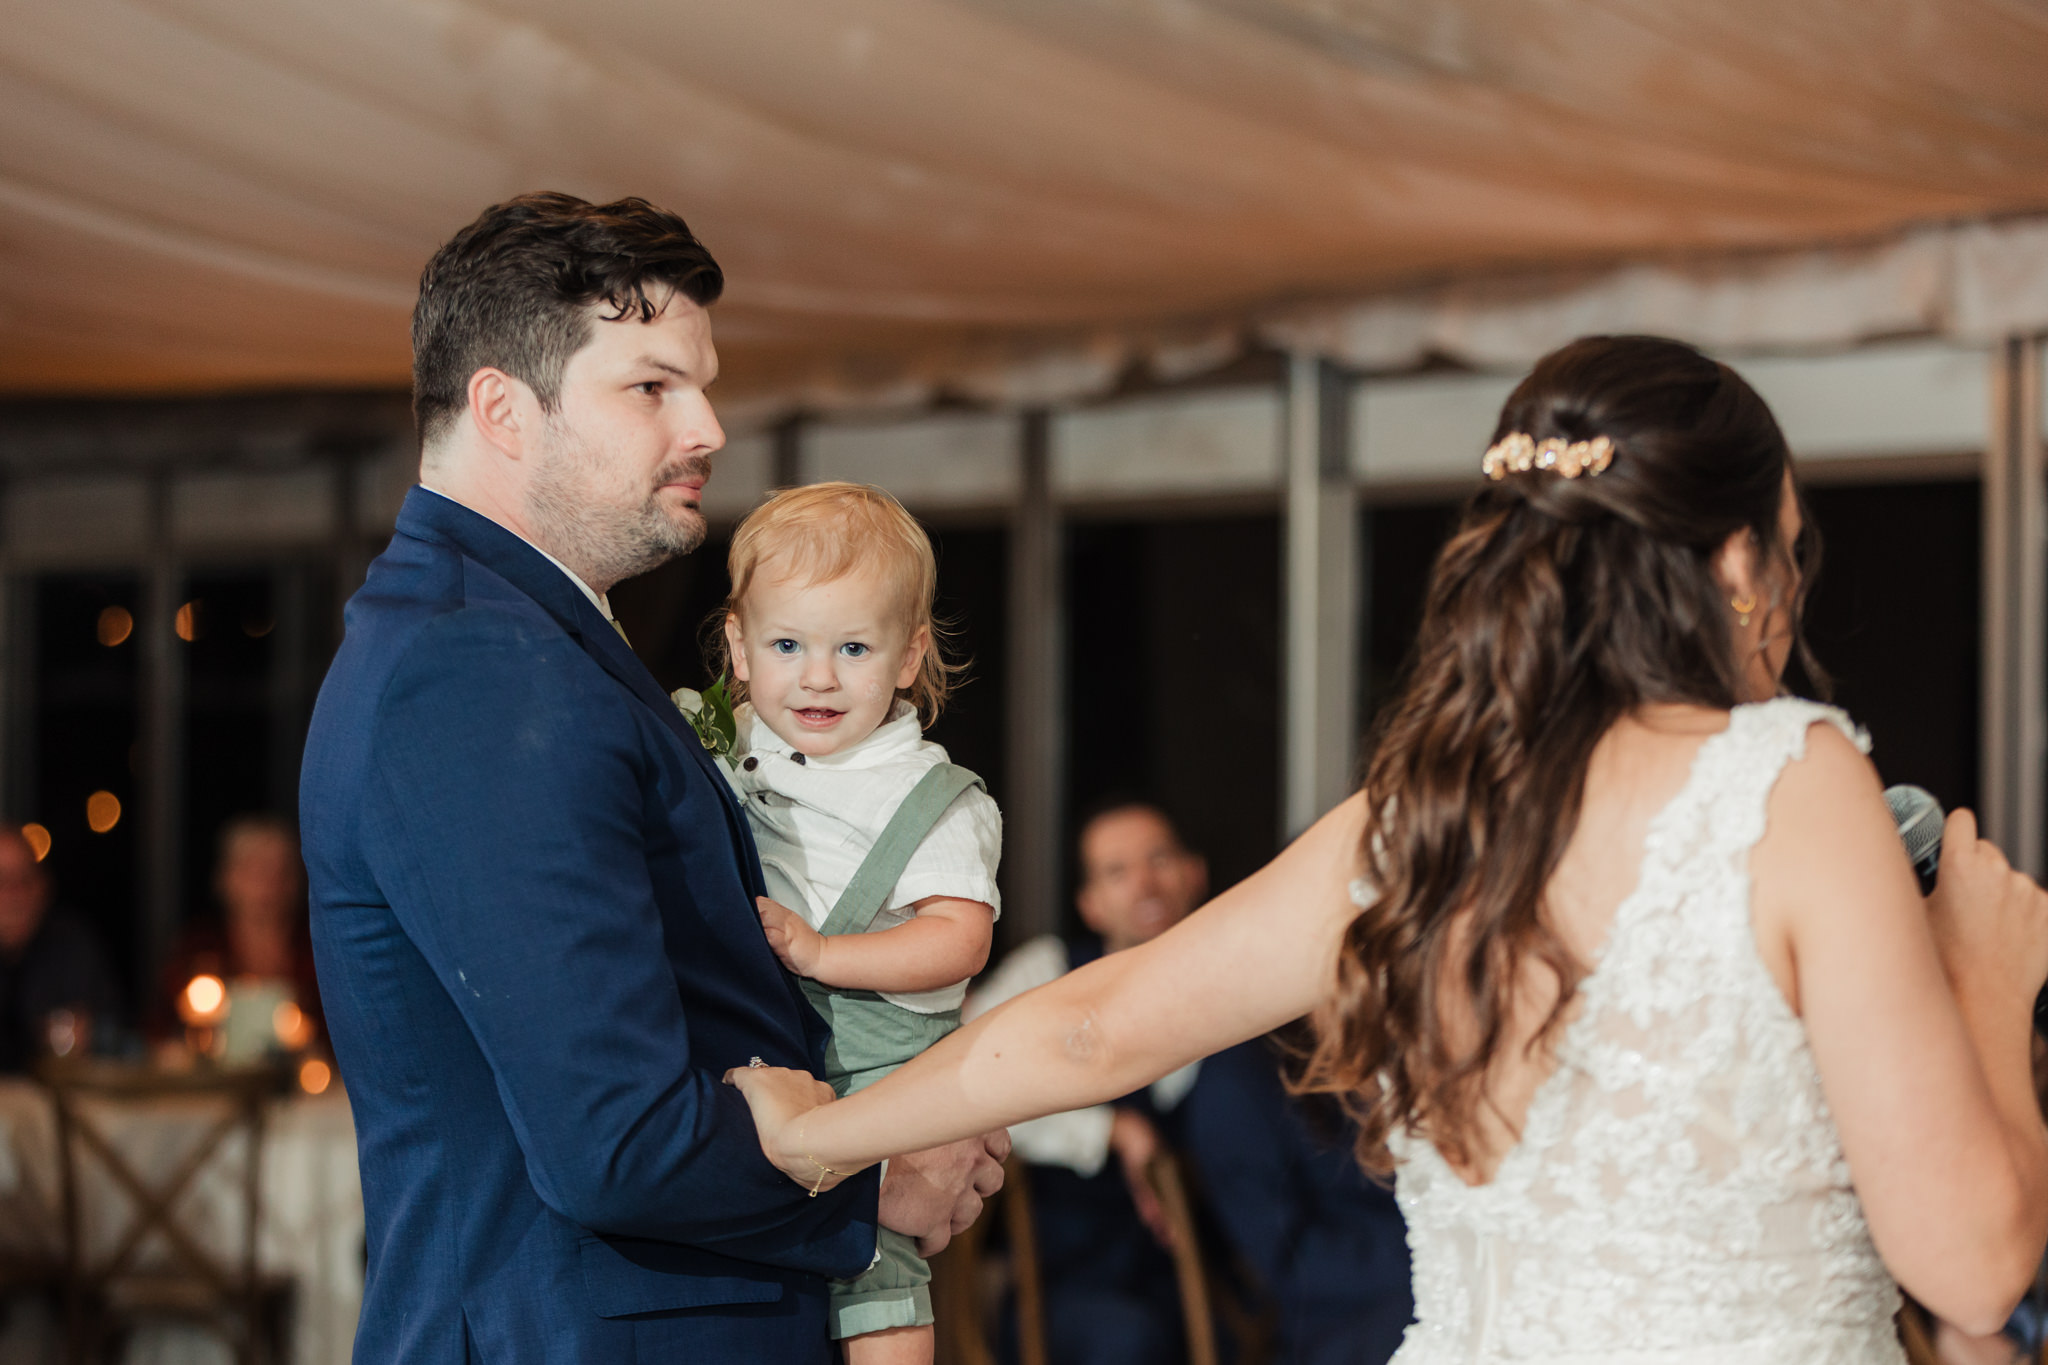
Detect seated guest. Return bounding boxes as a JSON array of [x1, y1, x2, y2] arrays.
[[156, 815, 322, 1051], [969, 800, 1206, 1365], [971, 801, 1411, 1365], [0, 823, 123, 1072], [1174, 1035, 1413, 1364]]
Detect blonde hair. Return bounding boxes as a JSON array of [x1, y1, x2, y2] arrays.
[[713, 482, 963, 726]]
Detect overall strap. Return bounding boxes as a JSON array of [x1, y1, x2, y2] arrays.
[[818, 764, 984, 938]]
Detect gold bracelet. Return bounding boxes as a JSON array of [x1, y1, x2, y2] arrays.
[[804, 1153, 845, 1197]]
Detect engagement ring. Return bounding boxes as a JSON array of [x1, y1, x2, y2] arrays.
[[747, 1056, 765, 1068]]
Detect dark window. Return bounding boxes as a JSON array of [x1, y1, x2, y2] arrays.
[[1065, 514, 1281, 920], [179, 564, 336, 924], [1362, 501, 1460, 729], [29, 574, 142, 1003], [1359, 482, 1984, 816], [1798, 481, 1980, 811]]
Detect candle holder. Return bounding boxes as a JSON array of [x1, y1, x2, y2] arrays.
[[175, 973, 229, 1061]]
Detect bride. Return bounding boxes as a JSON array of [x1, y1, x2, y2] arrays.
[[730, 335, 2048, 1362]]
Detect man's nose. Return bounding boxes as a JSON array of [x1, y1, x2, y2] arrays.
[[681, 392, 726, 457]]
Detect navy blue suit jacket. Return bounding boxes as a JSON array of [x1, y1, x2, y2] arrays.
[[1174, 1040, 1413, 1365], [301, 488, 879, 1363]]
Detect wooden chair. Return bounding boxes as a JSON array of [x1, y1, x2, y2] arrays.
[[1144, 1148, 1273, 1365], [931, 1155, 1046, 1365], [39, 1059, 293, 1365]]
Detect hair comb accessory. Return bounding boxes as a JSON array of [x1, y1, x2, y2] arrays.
[[1482, 433, 1614, 482]]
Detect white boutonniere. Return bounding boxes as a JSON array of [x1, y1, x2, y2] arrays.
[[670, 674, 739, 768]]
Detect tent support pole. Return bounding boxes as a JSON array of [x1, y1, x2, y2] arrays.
[[1282, 354, 1358, 839], [1005, 409, 1063, 945], [1981, 335, 2046, 878]]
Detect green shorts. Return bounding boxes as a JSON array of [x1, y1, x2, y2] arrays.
[[799, 980, 961, 1339]]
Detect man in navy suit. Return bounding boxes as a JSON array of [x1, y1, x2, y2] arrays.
[[300, 193, 1008, 1363]]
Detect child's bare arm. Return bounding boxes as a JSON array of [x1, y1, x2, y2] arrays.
[[757, 896, 994, 993]]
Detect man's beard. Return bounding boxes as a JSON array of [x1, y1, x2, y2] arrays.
[[525, 418, 709, 591]]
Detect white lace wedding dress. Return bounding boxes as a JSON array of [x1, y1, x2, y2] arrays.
[[1379, 699, 1905, 1364]]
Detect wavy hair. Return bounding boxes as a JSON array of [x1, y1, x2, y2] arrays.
[[1296, 335, 1823, 1174]]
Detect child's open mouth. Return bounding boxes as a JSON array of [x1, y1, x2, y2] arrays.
[[793, 707, 845, 728]]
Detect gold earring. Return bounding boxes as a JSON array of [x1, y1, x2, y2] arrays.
[[1730, 592, 1758, 627]]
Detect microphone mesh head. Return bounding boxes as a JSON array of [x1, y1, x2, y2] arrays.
[[1884, 784, 1944, 872]]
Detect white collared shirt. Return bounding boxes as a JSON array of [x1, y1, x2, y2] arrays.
[[728, 700, 1003, 1014], [418, 486, 616, 622]]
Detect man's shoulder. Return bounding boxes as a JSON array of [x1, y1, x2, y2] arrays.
[[344, 536, 599, 694]]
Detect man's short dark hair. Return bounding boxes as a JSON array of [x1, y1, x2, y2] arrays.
[[1074, 795, 1186, 853], [411, 192, 725, 447]]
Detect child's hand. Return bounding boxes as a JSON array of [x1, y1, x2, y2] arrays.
[[758, 897, 825, 977]]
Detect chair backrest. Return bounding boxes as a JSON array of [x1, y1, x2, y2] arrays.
[[930, 1155, 1045, 1365], [1145, 1150, 1219, 1365], [38, 1060, 277, 1309]]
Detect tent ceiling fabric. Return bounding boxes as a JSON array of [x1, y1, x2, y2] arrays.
[[6, 0, 2048, 411]]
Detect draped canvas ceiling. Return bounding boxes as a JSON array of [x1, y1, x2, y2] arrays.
[[8, 0, 2048, 415]]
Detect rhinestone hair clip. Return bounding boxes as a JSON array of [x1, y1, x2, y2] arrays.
[[1481, 433, 1615, 481]]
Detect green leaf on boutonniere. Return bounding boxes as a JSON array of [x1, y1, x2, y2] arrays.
[[671, 674, 740, 767]]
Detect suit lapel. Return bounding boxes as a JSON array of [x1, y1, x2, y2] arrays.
[[394, 488, 765, 889]]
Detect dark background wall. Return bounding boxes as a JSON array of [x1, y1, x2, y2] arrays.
[[1063, 513, 1283, 931], [1360, 479, 1984, 813]]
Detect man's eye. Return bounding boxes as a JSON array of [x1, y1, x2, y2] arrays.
[[635, 381, 662, 396], [770, 639, 799, 656]]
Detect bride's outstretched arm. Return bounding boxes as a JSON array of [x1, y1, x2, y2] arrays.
[[730, 793, 1368, 1179]]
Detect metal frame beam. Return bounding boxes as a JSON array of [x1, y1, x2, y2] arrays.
[[1004, 410, 1063, 944], [1981, 335, 2046, 877], [1282, 353, 1359, 838]]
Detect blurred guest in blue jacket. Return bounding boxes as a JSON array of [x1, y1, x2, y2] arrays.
[[971, 801, 1411, 1364]]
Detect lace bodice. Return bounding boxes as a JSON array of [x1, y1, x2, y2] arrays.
[[1379, 700, 1904, 1364]]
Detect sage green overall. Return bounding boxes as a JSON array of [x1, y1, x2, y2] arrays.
[[762, 763, 984, 1340]]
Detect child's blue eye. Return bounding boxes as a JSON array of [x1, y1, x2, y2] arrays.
[[770, 639, 799, 656], [839, 642, 870, 659]]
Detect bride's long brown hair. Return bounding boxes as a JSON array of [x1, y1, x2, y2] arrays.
[[1299, 335, 1823, 1174]]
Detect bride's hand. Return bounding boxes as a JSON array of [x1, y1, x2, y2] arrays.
[[1926, 808, 2048, 1014], [724, 1063, 846, 1191]]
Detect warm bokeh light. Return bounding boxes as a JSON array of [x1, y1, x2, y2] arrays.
[[272, 1000, 314, 1051], [96, 606, 133, 647], [85, 791, 121, 834], [242, 615, 275, 639], [174, 600, 200, 642], [20, 823, 50, 863], [181, 973, 227, 1021], [298, 1058, 332, 1095]]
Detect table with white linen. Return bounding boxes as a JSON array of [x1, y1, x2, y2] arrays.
[[0, 1077, 362, 1365]]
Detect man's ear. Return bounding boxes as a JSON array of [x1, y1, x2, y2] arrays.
[[1710, 526, 1758, 604], [895, 625, 931, 690], [466, 367, 533, 460], [722, 613, 751, 683]]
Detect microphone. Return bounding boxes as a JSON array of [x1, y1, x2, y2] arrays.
[[1889, 783, 2048, 1030], [1884, 784, 1944, 895]]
